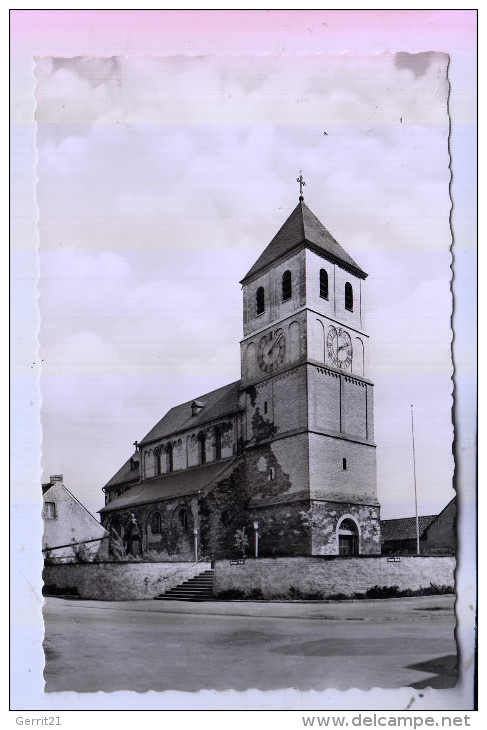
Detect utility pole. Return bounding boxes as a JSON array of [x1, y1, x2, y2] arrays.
[[411, 405, 420, 555]]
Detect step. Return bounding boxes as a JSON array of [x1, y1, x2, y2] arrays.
[[154, 569, 215, 602]]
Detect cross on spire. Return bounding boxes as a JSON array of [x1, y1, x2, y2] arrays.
[[297, 171, 306, 201]]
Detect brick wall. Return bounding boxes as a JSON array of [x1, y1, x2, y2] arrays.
[[308, 432, 377, 504], [214, 556, 455, 599], [43, 561, 211, 601]]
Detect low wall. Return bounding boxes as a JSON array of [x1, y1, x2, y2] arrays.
[[43, 561, 211, 601], [214, 556, 455, 599]]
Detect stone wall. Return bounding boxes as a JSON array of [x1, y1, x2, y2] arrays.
[[43, 561, 210, 601], [214, 556, 455, 599]]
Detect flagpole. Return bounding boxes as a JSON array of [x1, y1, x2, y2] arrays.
[[411, 405, 420, 555]]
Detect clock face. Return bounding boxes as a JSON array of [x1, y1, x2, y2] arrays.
[[257, 329, 286, 373], [327, 326, 352, 370]]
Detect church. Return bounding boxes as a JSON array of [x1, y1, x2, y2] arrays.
[[99, 184, 381, 560]]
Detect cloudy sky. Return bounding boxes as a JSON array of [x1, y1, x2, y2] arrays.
[[35, 51, 454, 519]]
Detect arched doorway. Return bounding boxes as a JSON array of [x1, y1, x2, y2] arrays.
[[338, 517, 359, 556]]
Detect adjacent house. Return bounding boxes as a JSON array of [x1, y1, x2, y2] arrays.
[[381, 497, 456, 555], [43, 475, 109, 563]]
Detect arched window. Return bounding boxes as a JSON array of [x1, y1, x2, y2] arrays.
[[151, 512, 162, 535], [338, 517, 359, 556], [221, 509, 231, 525], [214, 426, 222, 461], [282, 270, 292, 301], [154, 450, 161, 476], [178, 507, 188, 531], [111, 518, 122, 539], [320, 269, 329, 299], [256, 287, 265, 316], [165, 443, 174, 473], [197, 432, 206, 464], [345, 282, 353, 311]]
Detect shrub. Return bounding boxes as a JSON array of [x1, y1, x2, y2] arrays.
[[233, 528, 249, 558], [215, 588, 247, 600], [366, 585, 401, 599], [42, 584, 80, 597]]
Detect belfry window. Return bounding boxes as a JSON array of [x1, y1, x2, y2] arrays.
[[197, 432, 206, 464], [256, 287, 265, 316], [320, 269, 329, 299], [282, 270, 292, 301], [345, 282, 353, 311]]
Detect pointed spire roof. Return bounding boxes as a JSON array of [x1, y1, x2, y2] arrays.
[[241, 201, 367, 283]]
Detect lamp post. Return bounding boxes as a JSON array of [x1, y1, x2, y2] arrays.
[[411, 405, 420, 556], [253, 521, 259, 559], [193, 527, 199, 563]]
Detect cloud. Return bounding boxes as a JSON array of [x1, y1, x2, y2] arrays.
[[35, 52, 453, 515], [394, 51, 447, 79]]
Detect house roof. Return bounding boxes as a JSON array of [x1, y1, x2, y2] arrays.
[[380, 514, 437, 542], [99, 456, 241, 514], [138, 380, 241, 447], [241, 201, 367, 283]]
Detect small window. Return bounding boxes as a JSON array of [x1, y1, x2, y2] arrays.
[[178, 507, 188, 531], [320, 269, 329, 299], [345, 282, 353, 311], [282, 270, 292, 301], [268, 467, 276, 481], [154, 451, 161, 476], [256, 287, 265, 316], [263, 401, 268, 414], [342, 458, 347, 470], [197, 432, 206, 464], [151, 512, 162, 535], [44, 502, 56, 519]]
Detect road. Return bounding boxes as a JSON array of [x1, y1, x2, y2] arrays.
[[43, 594, 456, 694]]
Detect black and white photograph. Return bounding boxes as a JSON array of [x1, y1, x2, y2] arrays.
[[10, 9, 477, 716]]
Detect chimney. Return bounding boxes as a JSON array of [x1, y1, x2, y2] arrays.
[[50, 474, 63, 483]]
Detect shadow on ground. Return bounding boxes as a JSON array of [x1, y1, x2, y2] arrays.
[[407, 655, 457, 689]]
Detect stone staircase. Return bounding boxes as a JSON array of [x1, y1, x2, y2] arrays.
[[154, 569, 215, 602]]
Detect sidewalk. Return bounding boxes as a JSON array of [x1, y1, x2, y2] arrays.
[[44, 593, 455, 622]]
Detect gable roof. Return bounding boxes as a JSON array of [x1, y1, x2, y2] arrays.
[[99, 456, 241, 514], [380, 514, 437, 543], [241, 201, 367, 283], [138, 380, 241, 447]]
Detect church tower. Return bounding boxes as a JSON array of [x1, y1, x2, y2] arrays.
[[239, 181, 380, 556]]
